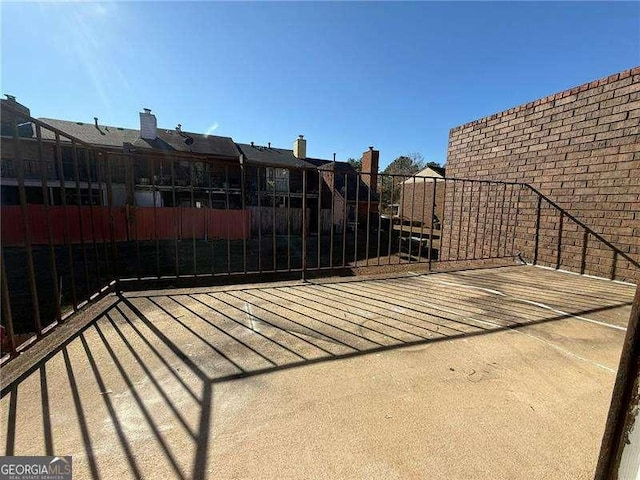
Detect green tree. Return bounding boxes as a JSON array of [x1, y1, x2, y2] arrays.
[[346, 157, 362, 171], [383, 153, 426, 176], [381, 153, 427, 210]]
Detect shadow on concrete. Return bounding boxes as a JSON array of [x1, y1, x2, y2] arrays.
[[1, 269, 633, 479]]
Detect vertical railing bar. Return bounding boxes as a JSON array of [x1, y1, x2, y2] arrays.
[[1, 251, 17, 355], [171, 156, 179, 278], [208, 162, 215, 275], [354, 173, 360, 267], [581, 229, 589, 275], [439, 178, 448, 262], [446, 179, 454, 260], [497, 183, 507, 258], [416, 177, 426, 263], [190, 160, 197, 276], [610, 251, 618, 281], [272, 168, 277, 272], [257, 168, 263, 273], [38, 178, 62, 323], [556, 211, 564, 270], [104, 153, 119, 291], [456, 180, 465, 260], [14, 122, 42, 333], [365, 171, 372, 267], [342, 172, 348, 268], [302, 169, 308, 280], [150, 157, 160, 278], [397, 177, 404, 264], [481, 181, 491, 259], [287, 169, 292, 272], [488, 183, 498, 258], [503, 183, 514, 258], [83, 147, 101, 288], [511, 184, 522, 257], [71, 141, 91, 299], [226, 164, 231, 275], [56, 134, 77, 308], [317, 170, 322, 269], [387, 175, 394, 265], [428, 177, 437, 271], [126, 154, 141, 281], [329, 166, 335, 270], [408, 175, 416, 264], [376, 173, 382, 267], [533, 194, 542, 265], [36, 125, 62, 325], [240, 163, 247, 275], [465, 179, 474, 260], [473, 182, 482, 259], [95, 149, 111, 283]]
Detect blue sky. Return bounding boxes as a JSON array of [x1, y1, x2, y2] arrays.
[[2, 2, 638, 168]]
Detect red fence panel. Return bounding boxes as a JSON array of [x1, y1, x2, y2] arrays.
[[1, 206, 251, 246]]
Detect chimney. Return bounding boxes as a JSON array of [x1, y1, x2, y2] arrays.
[[293, 135, 306, 159], [94, 117, 99, 127], [361, 146, 379, 193], [1, 94, 31, 119], [139, 108, 157, 140]]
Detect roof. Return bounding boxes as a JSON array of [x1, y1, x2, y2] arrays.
[[35, 118, 240, 158], [237, 143, 316, 168], [318, 161, 380, 202], [403, 165, 446, 183]]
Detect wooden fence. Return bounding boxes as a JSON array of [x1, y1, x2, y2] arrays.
[[1, 205, 251, 246]]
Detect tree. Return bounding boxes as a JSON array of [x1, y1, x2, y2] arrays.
[[381, 153, 427, 209], [346, 157, 361, 172], [383, 153, 425, 176]]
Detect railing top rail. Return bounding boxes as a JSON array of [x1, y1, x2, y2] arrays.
[[526, 184, 640, 272]]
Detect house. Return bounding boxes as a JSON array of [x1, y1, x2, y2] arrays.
[[0, 96, 242, 210], [316, 147, 380, 231], [238, 137, 380, 234], [399, 164, 446, 230], [1, 94, 381, 238]]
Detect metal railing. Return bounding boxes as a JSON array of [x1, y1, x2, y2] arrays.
[[1, 106, 638, 361]]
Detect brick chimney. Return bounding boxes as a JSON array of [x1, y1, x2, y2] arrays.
[[1, 95, 31, 128], [361, 146, 379, 193], [139, 108, 157, 140], [293, 135, 306, 159]]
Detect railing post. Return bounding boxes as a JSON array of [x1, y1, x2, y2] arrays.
[[240, 159, 248, 274], [533, 194, 542, 265], [580, 228, 589, 275], [556, 211, 564, 270], [594, 284, 640, 479], [428, 177, 437, 271], [14, 121, 42, 334], [302, 169, 308, 282], [610, 251, 618, 281], [104, 152, 120, 293]]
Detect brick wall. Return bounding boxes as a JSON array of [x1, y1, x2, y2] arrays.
[[444, 67, 640, 282]]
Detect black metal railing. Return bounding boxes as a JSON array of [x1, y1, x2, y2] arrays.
[[1, 104, 638, 362]]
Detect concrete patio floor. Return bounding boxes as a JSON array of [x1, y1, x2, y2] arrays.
[[0, 265, 635, 479]]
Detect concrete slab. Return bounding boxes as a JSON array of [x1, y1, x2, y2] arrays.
[[0, 265, 635, 479]]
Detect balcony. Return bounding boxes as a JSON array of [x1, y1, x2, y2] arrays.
[[0, 265, 635, 478], [1, 109, 638, 479]]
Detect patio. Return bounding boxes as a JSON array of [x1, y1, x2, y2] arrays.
[[0, 264, 635, 479]]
